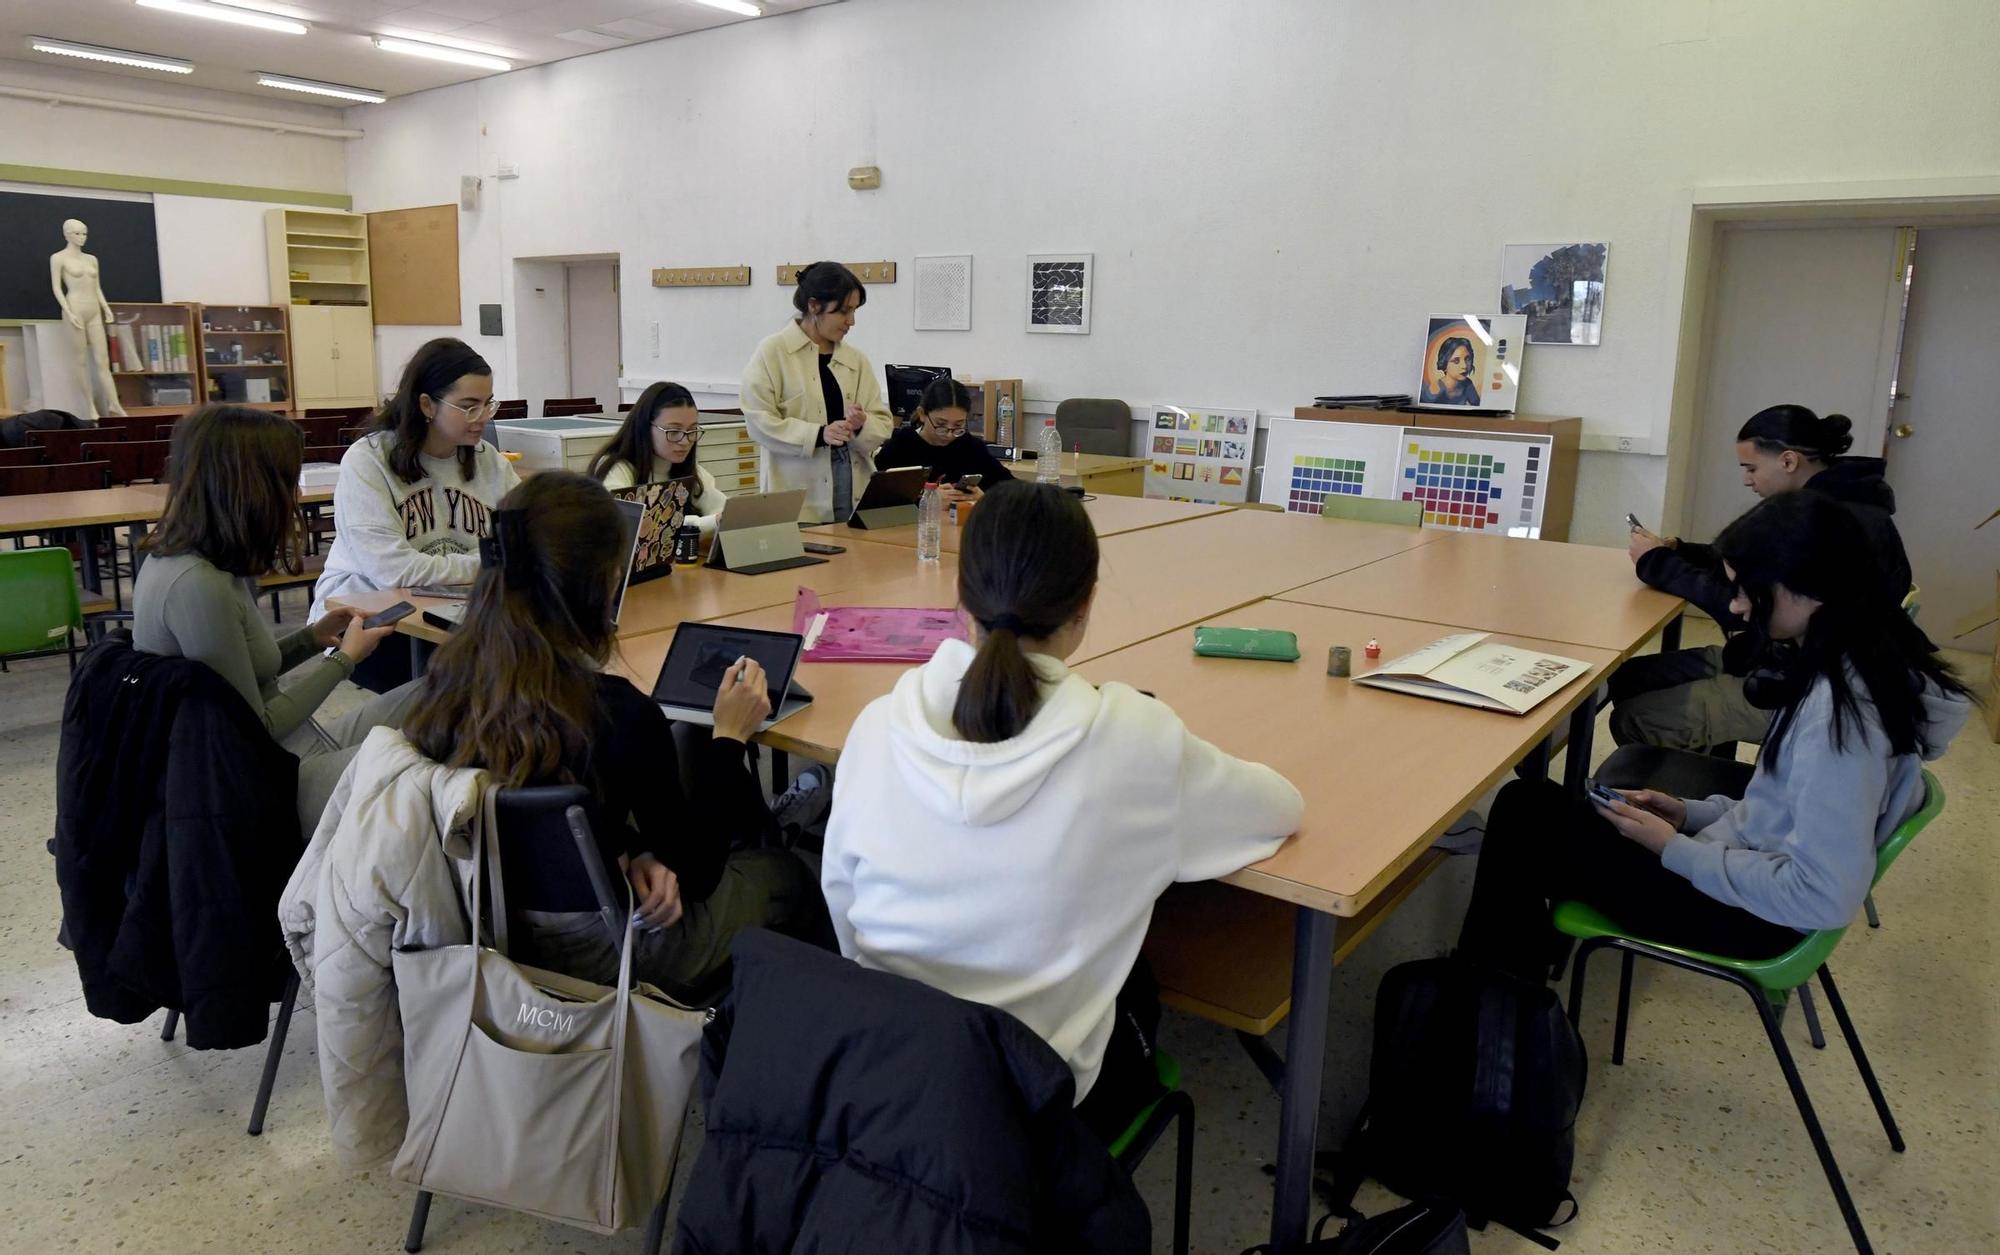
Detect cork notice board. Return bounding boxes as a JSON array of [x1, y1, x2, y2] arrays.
[[366, 204, 460, 326]]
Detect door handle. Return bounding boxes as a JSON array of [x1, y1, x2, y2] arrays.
[[1893, 423, 1914, 438]]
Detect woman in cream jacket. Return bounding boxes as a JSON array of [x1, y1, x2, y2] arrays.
[[739, 261, 893, 524]]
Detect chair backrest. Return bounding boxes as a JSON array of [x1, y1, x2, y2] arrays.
[[542, 401, 601, 418], [82, 440, 171, 484], [0, 461, 111, 495], [0, 447, 47, 467], [491, 785, 622, 917], [1053, 398, 1132, 456], [303, 444, 347, 464], [495, 400, 529, 420], [1871, 767, 1942, 888], [23, 428, 95, 462], [304, 406, 371, 420], [338, 426, 371, 445], [1319, 495, 1424, 527], [0, 547, 83, 654]]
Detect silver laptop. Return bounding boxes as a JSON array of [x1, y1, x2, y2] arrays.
[[705, 488, 830, 576], [423, 498, 644, 629], [651, 622, 814, 730]]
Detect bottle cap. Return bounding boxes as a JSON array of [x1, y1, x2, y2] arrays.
[[1364, 637, 1382, 659]]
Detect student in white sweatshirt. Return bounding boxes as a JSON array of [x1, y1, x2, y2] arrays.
[[821, 480, 1304, 1140], [1460, 490, 1970, 981], [586, 380, 727, 538], [310, 338, 519, 691]]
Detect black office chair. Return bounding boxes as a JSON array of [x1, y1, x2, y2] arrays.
[[158, 973, 300, 1136], [402, 785, 674, 1255]]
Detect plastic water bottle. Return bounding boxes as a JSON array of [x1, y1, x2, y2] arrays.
[[916, 481, 943, 561], [1035, 417, 1062, 485], [996, 388, 1016, 444]]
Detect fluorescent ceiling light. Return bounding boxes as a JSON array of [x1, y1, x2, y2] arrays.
[[690, 0, 763, 16], [28, 37, 193, 74], [372, 36, 511, 72], [256, 73, 384, 104], [136, 0, 308, 35]]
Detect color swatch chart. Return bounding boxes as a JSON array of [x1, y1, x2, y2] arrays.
[[1285, 455, 1369, 514], [1402, 444, 1502, 530]]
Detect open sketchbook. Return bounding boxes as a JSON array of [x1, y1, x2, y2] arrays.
[[1355, 632, 1592, 715]]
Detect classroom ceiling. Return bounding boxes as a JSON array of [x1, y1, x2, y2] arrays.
[[0, 0, 837, 106]]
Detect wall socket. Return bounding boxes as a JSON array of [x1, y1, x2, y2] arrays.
[[1615, 436, 1637, 453]]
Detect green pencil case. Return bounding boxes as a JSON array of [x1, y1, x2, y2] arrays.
[[1191, 626, 1301, 662]]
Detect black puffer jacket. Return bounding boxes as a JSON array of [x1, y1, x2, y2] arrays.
[[672, 930, 1150, 1255], [54, 636, 301, 1049], [1637, 456, 1914, 630]]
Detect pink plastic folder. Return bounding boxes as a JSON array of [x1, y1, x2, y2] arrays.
[[792, 588, 968, 662]]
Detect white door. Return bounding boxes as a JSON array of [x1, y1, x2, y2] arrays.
[[1686, 225, 1905, 547], [564, 262, 621, 410], [1882, 225, 2000, 652]]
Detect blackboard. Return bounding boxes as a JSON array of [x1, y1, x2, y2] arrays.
[[0, 191, 162, 320]]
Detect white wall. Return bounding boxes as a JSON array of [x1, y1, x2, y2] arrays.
[[340, 0, 2000, 546]]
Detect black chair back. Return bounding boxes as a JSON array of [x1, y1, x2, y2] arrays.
[[492, 785, 621, 914]]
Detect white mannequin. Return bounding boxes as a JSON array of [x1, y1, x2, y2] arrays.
[[49, 219, 125, 420]]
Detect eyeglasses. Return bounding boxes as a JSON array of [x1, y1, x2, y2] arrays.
[[436, 396, 501, 421], [926, 420, 969, 437], [652, 425, 699, 444]]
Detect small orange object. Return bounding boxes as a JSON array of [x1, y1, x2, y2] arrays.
[[1364, 638, 1381, 659]]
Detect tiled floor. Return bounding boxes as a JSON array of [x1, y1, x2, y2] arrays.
[[2, 598, 1994, 1253]]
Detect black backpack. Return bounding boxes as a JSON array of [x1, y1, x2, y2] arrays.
[[1332, 955, 1586, 1248]]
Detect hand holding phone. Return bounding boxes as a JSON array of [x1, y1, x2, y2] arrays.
[[956, 474, 983, 491], [1585, 780, 1623, 807], [1624, 513, 1644, 533], [362, 601, 417, 630]]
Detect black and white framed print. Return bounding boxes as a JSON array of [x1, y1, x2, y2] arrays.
[[1027, 252, 1092, 334]]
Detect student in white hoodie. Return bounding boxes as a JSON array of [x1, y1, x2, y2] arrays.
[[309, 338, 520, 691], [822, 480, 1305, 1139], [1461, 490, 1970, 979]]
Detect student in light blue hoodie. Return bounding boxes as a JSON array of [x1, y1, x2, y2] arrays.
[[1462, 490, 1970, 977]]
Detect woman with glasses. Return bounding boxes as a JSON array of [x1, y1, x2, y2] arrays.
[[874, 375, 1013, 508], [310, 337, 520, 692], [587, 380, 726, 539]]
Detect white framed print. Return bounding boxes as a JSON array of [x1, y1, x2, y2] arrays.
[[1027, 253, 1092, 334], [1413, 313, 1528, 412]]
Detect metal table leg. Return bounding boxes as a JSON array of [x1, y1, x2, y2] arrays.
[[1268, 905, 1338, 1252], [1563, 690, 1599, 796], [1661, 612, 1684, 652]]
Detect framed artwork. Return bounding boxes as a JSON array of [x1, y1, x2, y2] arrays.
[[1414, 313, 1527, 412], [1500, 243, 1607, 345], [1027, 252, 1092, 334]]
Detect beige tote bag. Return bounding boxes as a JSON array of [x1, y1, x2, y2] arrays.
[[390, 791, 706, 1234]]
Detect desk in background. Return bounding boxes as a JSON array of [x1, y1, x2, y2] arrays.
[[1000, 451, 1147, 496]]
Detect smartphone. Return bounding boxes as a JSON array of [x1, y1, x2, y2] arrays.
[[1585, 780, 1623, 807], [956, 474, 983, 491], [362, 601, 417, 630], [1624, 513, 1644, 533], [803, 541, 846, 556]]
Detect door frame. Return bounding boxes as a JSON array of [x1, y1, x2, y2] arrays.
[[1660, 176, 2000, 537]]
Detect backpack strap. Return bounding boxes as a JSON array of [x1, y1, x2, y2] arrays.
[[1316, 1099, 1373, 1222]]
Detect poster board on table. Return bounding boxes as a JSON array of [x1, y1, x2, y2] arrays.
[[1258, 417, 1408, 515], [1143, 406, 1255, 504], [366, 204, 459, 326], [1396, 427, 1556, 538]]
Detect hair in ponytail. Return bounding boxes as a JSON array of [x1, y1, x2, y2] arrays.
[[1737, 404, 1854, 462], [403, 472, 627, 784], [952, 480, 1099, 742]]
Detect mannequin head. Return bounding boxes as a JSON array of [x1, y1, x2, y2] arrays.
[[62, 219, 88, 248]]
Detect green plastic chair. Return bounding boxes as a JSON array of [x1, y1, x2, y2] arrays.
[[0, 546, 85, 670], [1554, 768, 1944, 1255], [1107, 1051, 1193, 1255], [1317, 495, 1424, 527]]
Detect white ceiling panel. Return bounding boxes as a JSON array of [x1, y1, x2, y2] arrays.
[[0, 0, 837, 104]]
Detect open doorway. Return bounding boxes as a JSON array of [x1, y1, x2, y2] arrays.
[[510, 253, 622, 415], [1664, 187, 2000, 654]]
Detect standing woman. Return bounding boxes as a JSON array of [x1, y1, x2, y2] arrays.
[[740, 262, 893, 523], [310, 338, 520, 692], [586, 380, 728, 538]]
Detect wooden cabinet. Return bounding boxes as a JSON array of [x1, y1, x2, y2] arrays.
[[696, 418, 761, 495], [196, 304, 292, 412], [105, 302, 201, 416], [267, 208, 377, 410]]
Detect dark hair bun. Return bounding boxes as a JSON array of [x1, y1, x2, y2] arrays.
[[1817, 412, 1854, 455]]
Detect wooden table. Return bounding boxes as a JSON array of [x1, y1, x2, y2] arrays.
[[1277, 530, 1682, 658], [1000, 451, 1147, 496], [808, 493, 1231, 553], [0, 485, 170, 598]]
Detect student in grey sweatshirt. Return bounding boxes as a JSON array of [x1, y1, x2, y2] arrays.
[[309, 338, 519, 692], [133, 405, 421, 836], [1461, 491, 1969, 978]]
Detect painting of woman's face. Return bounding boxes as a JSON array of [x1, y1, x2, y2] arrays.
[[1443, 344, 1473, 382]]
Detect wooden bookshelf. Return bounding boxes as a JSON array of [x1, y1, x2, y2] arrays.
[[266, 208, 377, 409], [197, 304, 293, 413], [106, 302, 199, 417]]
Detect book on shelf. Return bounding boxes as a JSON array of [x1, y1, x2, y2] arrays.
[[1353, 631, 1594, 715]]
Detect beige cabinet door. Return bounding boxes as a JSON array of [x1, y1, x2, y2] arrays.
[[331, 305, 377, 400], [289, 304, 336, 400]]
